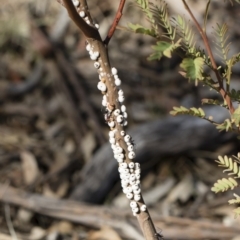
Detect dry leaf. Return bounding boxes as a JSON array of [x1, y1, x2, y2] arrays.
[[88, 226, 122, 240], [29, 227, 46, 240], [50, 150, 69, 174], [43, 181, 69, 198], [144, 177, 176, 205], [81, 132, 96, 161], [63, 138, 75, 154], [17, 208, 33, 223], [167, 174, 194, 203], [20, 151, 39, 185], [49, 221, 73, 235], [0, 233, 13, 240]]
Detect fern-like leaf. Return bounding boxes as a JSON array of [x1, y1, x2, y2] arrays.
[[229, 89, 240, 102], [231, 53, 240, 65], [128, 23, 157, 37], [148, 39, 181, 61], [134, 0, 151, 18], [213, 23, 231, 64], [229, 193, 240, 218], [216, 155, 240, 177], [225, 58, 234, 87], [216, 119, 234, 132], [179, 57, 204, 81], [201, 98, 223, 106], [232, 105, 240, 127], [229, 193, 240, 204], [173, 15, 196, 54], [150, 1, 176, 41], [170, 106, 205, 118], [229, 199, 240, 204], [211, 177, 238, 193], [223, 54, 240, 88], [132, 0, 159, 36]]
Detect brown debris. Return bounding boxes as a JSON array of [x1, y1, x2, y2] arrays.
[[0, 0, 240, 239]]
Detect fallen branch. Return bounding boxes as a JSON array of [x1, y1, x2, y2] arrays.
[[0, 184, 239, 240]]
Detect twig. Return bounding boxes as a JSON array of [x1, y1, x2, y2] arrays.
[[1, 184, 240, 240], [5, 204, 18, 240], [62, 0, 101, 40], [182, 0, 235, 114], [104, 0, 126, 45]]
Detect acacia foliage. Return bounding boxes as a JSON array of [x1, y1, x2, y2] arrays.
[[129, 0, 240, 216]]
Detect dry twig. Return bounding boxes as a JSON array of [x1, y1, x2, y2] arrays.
[[0, 184, 240, 240]]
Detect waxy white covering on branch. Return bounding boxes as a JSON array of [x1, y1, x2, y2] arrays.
[[71, 0, 148, 216]]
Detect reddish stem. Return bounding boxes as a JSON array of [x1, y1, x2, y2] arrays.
[[104, 0, 126, 45], [182, 0, 234, 114]]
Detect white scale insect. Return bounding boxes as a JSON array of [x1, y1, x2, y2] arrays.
[[72, 0, 80, 7], [89, 44, 146, 217]]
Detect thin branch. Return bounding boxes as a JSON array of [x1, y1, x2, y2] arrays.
[[182, 0, 235, 114], [5, 204, 18, 240], [2, 184, 240, 239], [57, 1, 159, 239], [62, 0, 101, 40], [104, 0, 126, 45]]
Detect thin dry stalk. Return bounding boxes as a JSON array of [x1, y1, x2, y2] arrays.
[[104, 0, 126, 45], [5, 204, 18, 240]]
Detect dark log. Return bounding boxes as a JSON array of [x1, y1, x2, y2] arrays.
[[70, 107, 234, 203]]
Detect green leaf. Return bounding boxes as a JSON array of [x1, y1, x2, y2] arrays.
[[229, 194, 240, 204], [148, 39, 181, 61], [135, 0, 149, 9], [173, 15, 196, 54], [150, 1, 176, 41], [213, 23, 230, 64], [211, 177, 238, 193], [216, 155, 240, 177], [232, 105, 240, 126], [229, 89, 240, 102], [133, 0, 157, 33], [229, 199, 240, 204], [202, 98, 222, 106], [180, 57, 204, 81], [152, 41, 171, 58], [170, 106, 205, 118], [128, 23, 156, 37], [231, 53, 240, 65], [216, 119, 233, 132]]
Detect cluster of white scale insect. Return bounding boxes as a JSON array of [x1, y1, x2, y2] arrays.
[[72, 0, 99, 28], [71, 0, 147, 216]]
